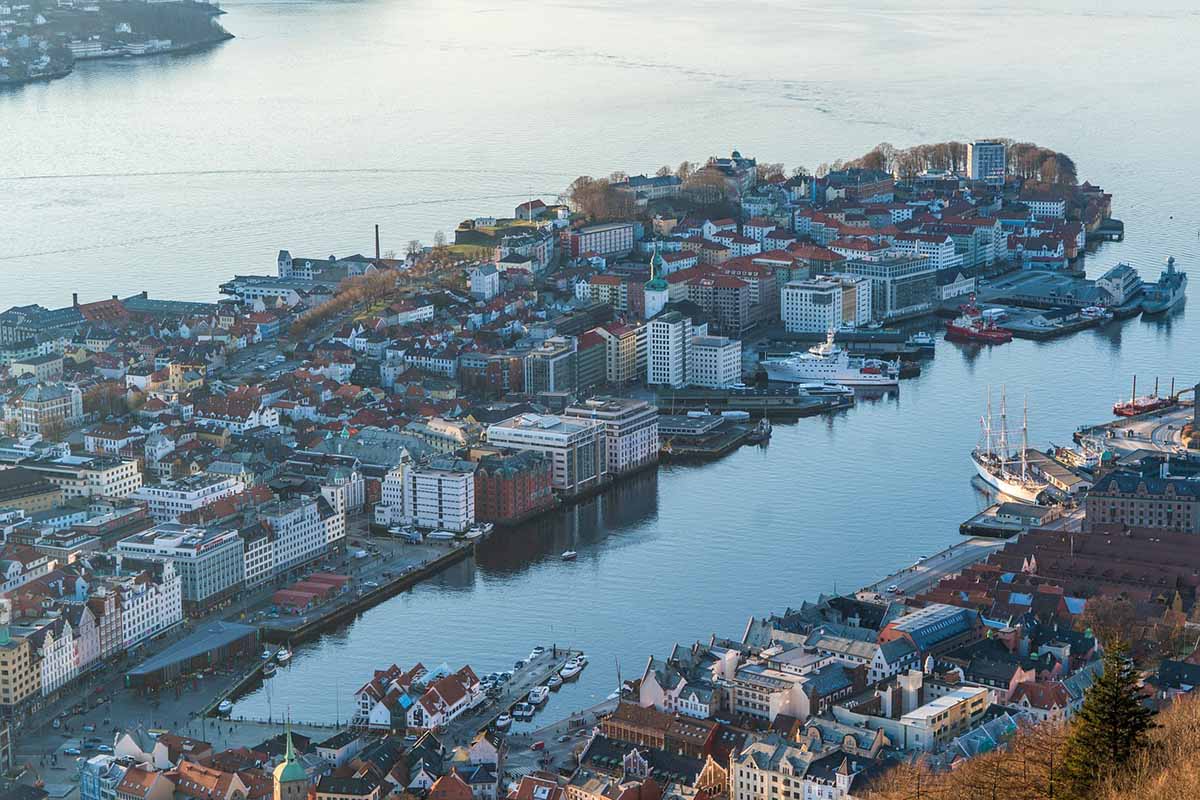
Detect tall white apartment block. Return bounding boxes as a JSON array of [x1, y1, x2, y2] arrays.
[[687, 336, 742, 389], [647, 311, 691, 388], [404, 458, 476, 532], [967, 140, 1006, 185]]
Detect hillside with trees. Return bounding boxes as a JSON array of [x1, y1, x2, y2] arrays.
[[864, 642, 1193, 800], [845, 140, 1078, 184]]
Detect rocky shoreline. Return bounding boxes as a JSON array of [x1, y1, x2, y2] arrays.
[[0, 32, 234, 90]]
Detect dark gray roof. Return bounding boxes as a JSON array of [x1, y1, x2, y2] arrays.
[[1157, 659, 1200, 690], [1090, 470, 1200, 499], [126, 622, 258, 678]]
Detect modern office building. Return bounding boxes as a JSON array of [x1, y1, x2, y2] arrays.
[[563, 397, 659, 476], [486, 414, 606, 495], [116, 523, 245, 615], [405, 458, 477, 533]]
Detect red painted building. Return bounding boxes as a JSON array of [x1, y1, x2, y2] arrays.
[[474, 450, 555, 524]]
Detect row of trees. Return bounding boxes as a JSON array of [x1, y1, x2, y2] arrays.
[[286, 270, 398, 341], [845, 139, 1078, 184], [865, 643, 1158, 800], [567, 137, 1081, 223]]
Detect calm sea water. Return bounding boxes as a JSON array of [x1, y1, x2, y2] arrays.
[[4, 1, 1199, 724]]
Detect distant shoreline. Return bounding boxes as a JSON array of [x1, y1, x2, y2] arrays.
[[0, 32, 234, 90]]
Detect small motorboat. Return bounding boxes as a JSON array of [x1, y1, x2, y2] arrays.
[[260, 648, 272, 660], [494, 713, 512, 731], [217, 700, 234, 715], [906, 331, 936, 352], [427, 530, 456, 541], [529, 645, 546, 661], [561, 550, 577, 561], [547, 674, 564, 690], [276, 648, 292, 664], [464, 529, 485, 540], [529, 686, 550, 705], [559, 659, 583, 680], [262, 662, 277, 677], [513, 702, 535, 721]]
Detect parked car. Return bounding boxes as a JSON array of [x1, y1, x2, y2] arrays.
[[63, 747, 81, 755], [530, 741, 545, 751]]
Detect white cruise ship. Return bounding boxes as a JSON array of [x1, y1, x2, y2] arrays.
[[762, 332, 900, 386]]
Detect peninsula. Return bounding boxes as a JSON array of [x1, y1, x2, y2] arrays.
[[0, 0, 232, 87]]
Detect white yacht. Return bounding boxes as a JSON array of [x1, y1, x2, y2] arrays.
[[762, 332, 899, 386], [529, 686, 550, 705], [559, 659, 583, 680], [797, 381, 855, 398]]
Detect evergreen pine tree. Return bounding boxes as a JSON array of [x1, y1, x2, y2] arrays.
[[1060, 640, 1156, 799]]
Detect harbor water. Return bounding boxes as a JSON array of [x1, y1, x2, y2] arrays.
[[2, 0, 1198, 725]]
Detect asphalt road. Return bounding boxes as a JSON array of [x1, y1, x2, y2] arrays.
[[860, 537, 1007, 599]]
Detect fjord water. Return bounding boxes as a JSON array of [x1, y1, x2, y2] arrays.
[[4, 1, 1198, 723]]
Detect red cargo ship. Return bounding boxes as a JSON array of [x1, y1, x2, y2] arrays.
[[945, 313, 1013, 344]]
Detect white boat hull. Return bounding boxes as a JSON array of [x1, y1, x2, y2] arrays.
[[763, 363, 898, 386], [972, 454, 1045, 503]]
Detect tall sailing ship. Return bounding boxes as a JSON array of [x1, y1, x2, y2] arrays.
[[971, 388, 1048, 503]]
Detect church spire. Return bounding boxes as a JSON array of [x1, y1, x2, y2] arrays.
[[284, 719, 296, 763]]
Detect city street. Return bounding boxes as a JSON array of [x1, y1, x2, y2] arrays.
[[860, 536, 1007, 599]]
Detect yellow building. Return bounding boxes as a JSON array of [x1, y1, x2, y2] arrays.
[[168, 362, 207, 393], [0, 631, 40, 715], [0, 467, 63, 514]]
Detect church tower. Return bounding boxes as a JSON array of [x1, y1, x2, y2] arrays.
[[644, 243, 670, 320], [273, 723, 308, 800]]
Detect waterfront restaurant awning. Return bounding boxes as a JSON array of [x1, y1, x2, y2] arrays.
[[126, 621, 259, 690]]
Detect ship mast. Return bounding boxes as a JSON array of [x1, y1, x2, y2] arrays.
[[982, 386, 993, 457], [1021, 395, 1030, 481], [998, 386, 1010, 461]]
